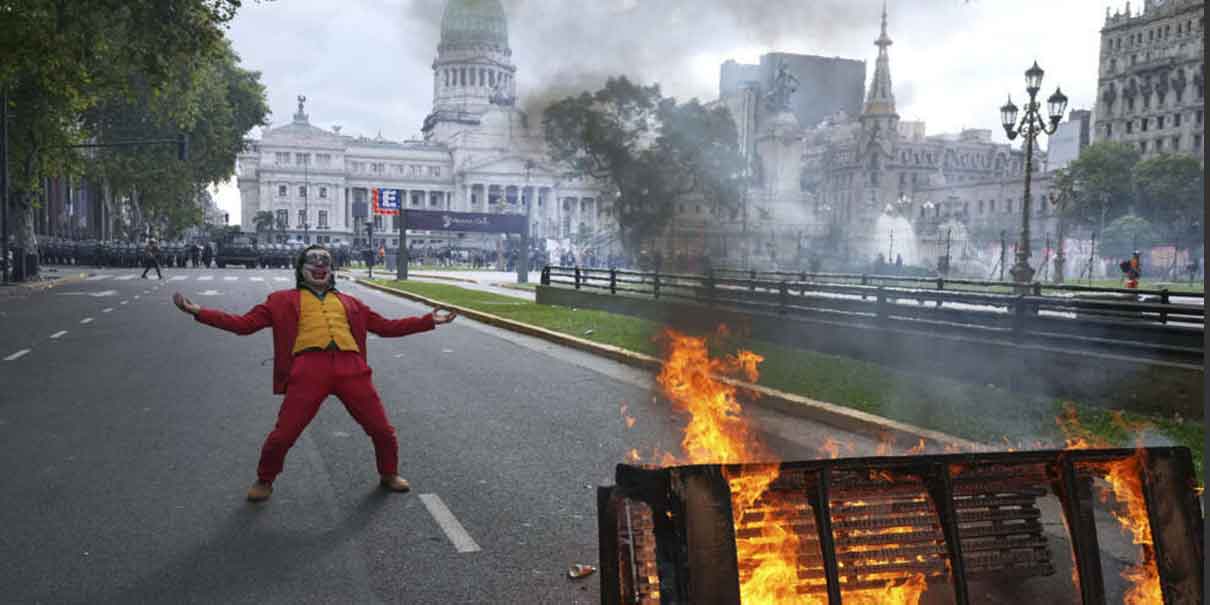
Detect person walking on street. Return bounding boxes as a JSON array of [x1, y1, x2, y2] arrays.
[[201, 243, 213, 269], [141, 238, 163, 279], [172, 245, 457, 502]]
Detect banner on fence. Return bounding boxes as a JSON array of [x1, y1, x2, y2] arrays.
[[402, 209, 526, 234]]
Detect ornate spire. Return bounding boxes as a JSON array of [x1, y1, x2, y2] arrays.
[[863, 2, 896, 116]]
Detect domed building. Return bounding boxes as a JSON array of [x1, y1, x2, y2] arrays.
[[236, 0, 612, 262]]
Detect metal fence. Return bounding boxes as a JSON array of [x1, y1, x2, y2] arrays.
[[540, 265, 1203, 362]]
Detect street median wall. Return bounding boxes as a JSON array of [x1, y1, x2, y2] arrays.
[[536, 285, 1204, 419]]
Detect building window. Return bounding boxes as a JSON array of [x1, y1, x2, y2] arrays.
[[1140, 141, 1148, 152], [373, 215, 383, 230], [275, 152, 290, 165], [1175, 113, 1182, 127], [430, 192, 441, 207], [1006, 200, 1013, 214], [318, 210, 328, 228], [319, 186, 327, 199], [1197, 110, 1204, 125], [391, 215, 400, 231], [1194, 135, 1202, 151], [1106, 123, 1113, 138], [275, 210, 288, 229], [1171, 136, 1180, 150], [1126, 120, 1134, 134], [372, 163, 384, 174], [278, 185, 287, 197], [1156, 138, 1164, 151], [978, 200, 984, 214], [316, 154, 331, 166], [1141, 117, 1149, 132], [295, 153, 309, 165], [411, 192, 421, 207], [430, 166, 442, 177], [298, 209, 307, 228]]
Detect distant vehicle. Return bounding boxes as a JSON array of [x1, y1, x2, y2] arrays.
[[215, 235, 259, 269]]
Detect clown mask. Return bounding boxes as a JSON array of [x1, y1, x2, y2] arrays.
[[301, 249, 334, 290]]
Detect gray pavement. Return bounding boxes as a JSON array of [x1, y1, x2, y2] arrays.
[[0, 266, 864, 604]]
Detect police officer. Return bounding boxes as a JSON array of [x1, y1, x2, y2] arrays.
[[141, 238, 163, 279]]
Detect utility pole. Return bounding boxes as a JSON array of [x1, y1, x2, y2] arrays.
[[998, 230, 1007, 282], [943, 227, 952, 277]]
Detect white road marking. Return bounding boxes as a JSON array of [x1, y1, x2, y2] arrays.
[[80, 318, 93, 324], [224, 276, 238, 281], [198, 276, 214, 281], [250, 277, 264, 282], [419, 494, 481, 553], [102, 308, 113, 313], [169, 276, 188, 281], [50, 331, 67, 339], [86, 275, 110, 281], [4, 349, 30, 361], [120, 301, 129, 305], [115, 275, 136, 281], [133, 295, 140, 300], [274, 277, 289, 282], [198, 290, 223, 296]]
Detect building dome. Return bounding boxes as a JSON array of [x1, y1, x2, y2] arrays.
[[441, 0, 509, 49]]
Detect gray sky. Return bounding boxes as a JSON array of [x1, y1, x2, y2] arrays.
[[214, 0, 1118, 222]]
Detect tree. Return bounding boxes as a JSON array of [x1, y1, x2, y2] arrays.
[[542, 76, 745, 253], [1133, 153, 1204, 250], [253, 210, 276, 234], [1101, 214, 1160, 261], [0, 0, 254, 275], [1062, 141, 1141, 233]]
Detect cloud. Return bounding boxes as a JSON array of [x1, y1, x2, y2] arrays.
[[224, 0, 1112, 142]]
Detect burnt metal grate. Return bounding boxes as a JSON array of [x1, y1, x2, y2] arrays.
[[597, 448, 1203, 605]]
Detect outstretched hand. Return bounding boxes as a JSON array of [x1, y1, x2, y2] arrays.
[[173, 292, 201, 316], [433, 307, 457, 325]]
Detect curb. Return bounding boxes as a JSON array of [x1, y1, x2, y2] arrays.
[[0, 272, 90, 295], [357, 278, 981, 452]]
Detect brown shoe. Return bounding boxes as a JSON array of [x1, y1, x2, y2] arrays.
[[246, 480, 273, 502], [380, 475, 411, 492]]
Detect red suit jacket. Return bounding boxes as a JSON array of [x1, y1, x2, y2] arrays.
[[195, 288, 435, 394]]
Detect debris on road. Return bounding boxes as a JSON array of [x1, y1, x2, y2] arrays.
[[567, 564, 596, 579]]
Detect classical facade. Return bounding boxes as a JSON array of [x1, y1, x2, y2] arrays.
[[1093, 0, 1205, 160], [236, 0, 610, 253]]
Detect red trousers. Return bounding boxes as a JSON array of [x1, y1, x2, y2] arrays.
[[258, 351, 398, 482]]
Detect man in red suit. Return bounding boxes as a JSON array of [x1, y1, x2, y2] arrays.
[[172, 245, 455, 502]]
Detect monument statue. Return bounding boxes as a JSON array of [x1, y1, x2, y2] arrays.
[[765, 61, 799, 113]]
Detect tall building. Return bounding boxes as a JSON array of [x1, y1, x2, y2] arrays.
[[1093, 0, 1204, 160], [236, 0, 610, 254], [1047, 109, 1093, 171]]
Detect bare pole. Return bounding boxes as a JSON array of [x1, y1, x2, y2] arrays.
[[1, 90, 7, 284]]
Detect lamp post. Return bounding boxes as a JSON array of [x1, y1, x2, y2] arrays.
[[999, 60, 1068, 287]]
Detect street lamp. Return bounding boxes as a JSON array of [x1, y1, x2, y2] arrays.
[[1000, 60, 1068, 285]]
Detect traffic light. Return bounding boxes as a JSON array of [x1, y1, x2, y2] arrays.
[[177, 133, 189, 162]]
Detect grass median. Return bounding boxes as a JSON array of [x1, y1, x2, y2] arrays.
[[372, 278, 1203, 475]]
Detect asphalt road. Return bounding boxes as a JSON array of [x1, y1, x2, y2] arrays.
[[0, 266, 867, 605]]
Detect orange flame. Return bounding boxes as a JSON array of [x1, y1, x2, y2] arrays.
[[1058, 405, 1162, 604], [655, 329, 926, 605], [1090, 453, 1163, 605]]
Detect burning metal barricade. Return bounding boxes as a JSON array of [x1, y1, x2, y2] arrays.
[[597, 447, 1203, 605]]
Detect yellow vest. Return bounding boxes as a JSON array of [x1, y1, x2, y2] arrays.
[[292, 289, 360, 354]]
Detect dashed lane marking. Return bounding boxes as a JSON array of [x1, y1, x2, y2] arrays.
[[4, 349, 30, 361], [133, 295, 140, 300], [198, 276, 214, 281], [224, 276, 238, 281], [115, 275, 136, 281], [250, 277, 264, 282], [274, 277, 290, 282], [419, 493, 481, 553], [102, 308, 113, 313], [50, 331, 67, 339], [169, 276, 188, 281], [86, 275, 110, 281], [80, 318, 93, 324], [120, 301, 129, 305]]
